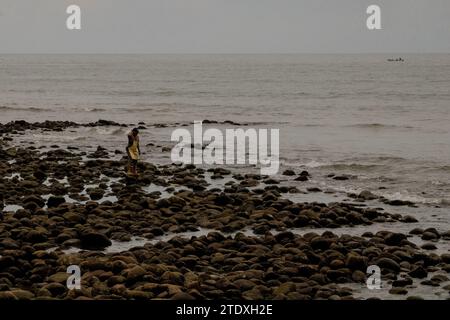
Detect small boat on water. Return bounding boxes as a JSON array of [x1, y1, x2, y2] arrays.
[[387, 57, 405, 62]]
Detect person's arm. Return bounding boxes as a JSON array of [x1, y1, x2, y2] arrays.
[[136, 135, 141, 154], [127, 134, 133, 148]]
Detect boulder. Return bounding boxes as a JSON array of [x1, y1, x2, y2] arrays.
[[79, 232, 112, 250], [408, 266, 427, 279], [47, 196, 66, 208], [171, 292, 195, 300], [384, 233, 407, 246], [376, 258, 400, 272], [125, 266, 146, 282], [282, 170, 296, 176], [273, 282, 296, 296], [161, 271, 184, 286], [358, 190, 377, 200], [345, 253, 368, 270]]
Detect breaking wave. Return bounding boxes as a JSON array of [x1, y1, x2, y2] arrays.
[[321, 163, 386, 171], [0, 106, 51, 112], [87, 127, 126, 135], [346, 123, 414, 129]]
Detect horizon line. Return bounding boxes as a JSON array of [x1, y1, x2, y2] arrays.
[[1, 52, 450, 55]]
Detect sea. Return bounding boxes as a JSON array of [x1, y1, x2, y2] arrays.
[[1, 54, 449, 205]]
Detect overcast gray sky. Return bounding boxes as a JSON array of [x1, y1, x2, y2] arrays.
[[0, 0, 449, 53]]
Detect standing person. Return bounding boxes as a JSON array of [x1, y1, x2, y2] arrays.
[[126, 128, 140, 176]]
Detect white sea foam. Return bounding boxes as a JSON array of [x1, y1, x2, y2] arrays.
[[299, 160, 328, 168]]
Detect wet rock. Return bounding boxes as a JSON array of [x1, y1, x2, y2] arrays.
[[23, 195, 45, 208], [389, 287, 408, 295], [274, 231, 295, 243], [214, 193, 232, 206], [392, 278, 413, 287], [171, 292, 195, 300], [421, 243, 437, 250], [241, 288, 263, 300], [47, 196, 66, 208], [310, 237, 332, 250], [48, 272, 69, 284], [14, 209, 32, 219], [408, 266, 427, 279], [253, 224, 271, 235], [33, 170, 47, 181], [330, 259, 345, 269], [299, 170, 309, 177], [233, 279, 256, 291], [273, 282, 296, 296], [384, 233, 407, 246], [345, 253, 368, 271], [351, 270, 366, 282], [409, 228, 423, 235], [125, 266, 146, 282], [386, 199, 413, 206], [0, 256, 15, 268], [107, 276, 126, 287], [375, 258, 400, 272], [406, 296, 424, 300], [88, 188, 104, 201], [421, 232, 438, 241], [23, 230, 48, 243], [9, 290, 34, 300], [430, 274, 449, 283], [79, 232, 112, 250], [358, 190, 377, 201], [161, 271, 184, 286], [402, 215, 418, 223], [333, 175, 349, 181], [264, 178, 279, 185], [126, 290, 153, 300], [0, 292, 18, 300], [441, 254, 450, 264], [63, 212, 85, 224], [282, 170, 296, 176], [43, 283, 67, 296], [420, 279, 440, 287]]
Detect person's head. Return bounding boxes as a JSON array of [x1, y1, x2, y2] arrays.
[[132, 128, 139, 136]]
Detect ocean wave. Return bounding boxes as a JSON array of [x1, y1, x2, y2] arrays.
[[110, 90, 152, 97], [0, 105, 51, 112], [346, 123, 414, 129], [86, 127, 126, 136], [116, 102, 201, 112], [0, 105, 107, 113], [333, 185, 447, 206], [296, 161, 384, 170], [378, 191, 443, 205], [321, 163, 385, 171], [79, 107, 106, 112], [298, 160, 329, 168], [156, 90, 177, 97], [31, 133, 85, 141], [343, 155, 407, 163]]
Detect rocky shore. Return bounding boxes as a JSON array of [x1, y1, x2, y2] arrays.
[[0, 121, 449, 300]]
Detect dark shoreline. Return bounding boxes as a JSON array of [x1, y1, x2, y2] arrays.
[[0, 121, 449, 300]]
